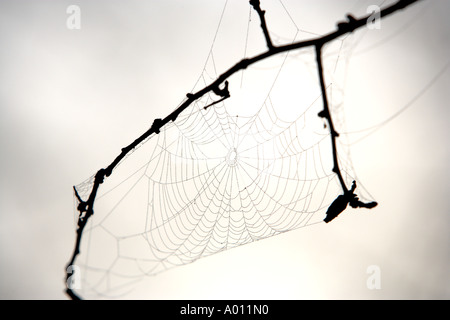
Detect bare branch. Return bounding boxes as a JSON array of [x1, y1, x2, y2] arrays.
[[204, 80, 231, 110], [66, 0, 422, 299], [315, 43, 347, 193], [249, 0, 274, 50]]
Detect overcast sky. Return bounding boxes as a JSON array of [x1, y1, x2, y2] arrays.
[[0, 0, 449, 299]]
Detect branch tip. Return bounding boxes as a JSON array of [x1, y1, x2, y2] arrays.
[[249, 0, 274, 50]]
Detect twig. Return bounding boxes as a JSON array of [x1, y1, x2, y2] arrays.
[[204, 80, 230, 110], [204, 96, 229, 110], [315, 43, 347, 193], [249, 0, 274, 50]]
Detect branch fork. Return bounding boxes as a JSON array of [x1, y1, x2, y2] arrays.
[[204, 80, 230, 110]]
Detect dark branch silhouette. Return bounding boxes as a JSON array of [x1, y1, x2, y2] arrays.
[[324, 181, 378, 223], [315, 43, 347, 193], [204, 80, 230, 110], [249, 0, 274, 50], [66, 0, 422, 299]]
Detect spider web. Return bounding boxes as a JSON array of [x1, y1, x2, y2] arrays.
[[72, 0, 374, 299]]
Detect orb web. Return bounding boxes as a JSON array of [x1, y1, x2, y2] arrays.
[[72, 0, 373, 299]]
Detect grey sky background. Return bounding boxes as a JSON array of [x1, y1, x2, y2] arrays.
[[0, 0, 449, 299]]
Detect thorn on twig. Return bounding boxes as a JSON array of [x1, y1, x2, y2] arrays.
[[318, 110, 328, 118], [204, 96, 229, 110], [212, 80, 230, 98], [204, 80, 231, 110], [318, 110, 339, 137], [73, 186, 87, 213], [337, 14, 357, 32]]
